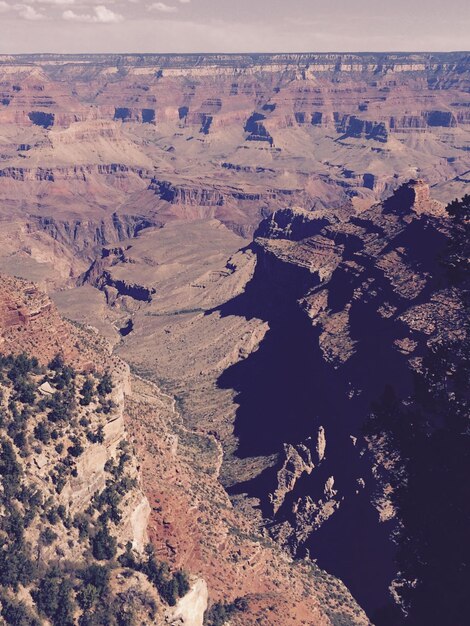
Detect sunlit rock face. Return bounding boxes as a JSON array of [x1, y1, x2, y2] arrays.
[[0, 51, 468, 625], [0, 52, 468, 241], [0, 267, 372, 626]]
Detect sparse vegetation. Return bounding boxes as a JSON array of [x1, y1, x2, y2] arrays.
[[0, 351, 188, 625], [80, 377, 95, 406], [365, 196, 470, 626], [203, 597, 248, 626]]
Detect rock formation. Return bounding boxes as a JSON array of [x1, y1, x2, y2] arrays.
[[211, 180, 466, 618], [0, 273, 370, 626], [0, 51, 468, 625], [0, 52, 468, 286]]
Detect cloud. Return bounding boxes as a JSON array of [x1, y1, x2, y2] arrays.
[[14, 3, 45, 19], [0, 0, 10, 10], [63, 5, 123, 22], [1, 1, 468, 54], [33, 0, 75, 5], [93, 5, 122, 22], [148, 2, 177, 13]]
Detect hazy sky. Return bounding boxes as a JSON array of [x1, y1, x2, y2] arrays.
[[0, 0, 468, 54]]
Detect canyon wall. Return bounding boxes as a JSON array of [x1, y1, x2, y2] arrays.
[[0, 53, 467, 265], [82, 181, 468, 622], [0, 273, 372, 626]]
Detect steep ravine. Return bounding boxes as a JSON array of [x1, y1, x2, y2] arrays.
[[0, 212, 161, 291], [216, 244, 399, 618], [214, 181, 455, 621], [35, 180, 458, 623], [35, 212, 159, 255], [0, 274, 372, 626]]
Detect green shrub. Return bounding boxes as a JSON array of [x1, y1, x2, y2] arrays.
[[33, 571, 75, 626], [13, 377, 36, 405], [34, 421, 51, 444], [40, 527, 58, 546], [97, 372, 113, 396], [203, 598, 247, 626], [0, 438, 22, 500], [139, 547, 190, 606], [68, 441, 84, 457], [80, 378, 95, 406], [91, 524, 117, 560], [0, 592, 41, 626], [0, 536, 35, 589]]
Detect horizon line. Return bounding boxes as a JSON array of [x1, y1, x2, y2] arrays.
[[2, 52, 470, 55], [1, 51, 470, 57]]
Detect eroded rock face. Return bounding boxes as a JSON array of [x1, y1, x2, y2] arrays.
[[0, 52, 467, 265], [209, 180, 464, 616], [167, 579, 208, 626], [0, 274, 370, 626], [125, 376, 370, 626], [270, 442, 316, 515], [269, 426, 328, 515], [0, 274, 105, 369], [255, 207, 338, 241], [0, 274, 149, 553]]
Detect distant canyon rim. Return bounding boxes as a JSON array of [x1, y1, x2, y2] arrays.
[[0, 51, 469, 622]]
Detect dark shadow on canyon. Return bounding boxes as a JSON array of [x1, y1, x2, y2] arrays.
[[213, 253, 416, 619]]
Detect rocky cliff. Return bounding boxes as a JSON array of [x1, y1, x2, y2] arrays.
[[0, 274, 371, 626], [45, 175, 468, 624], [0, 52, 468, 269], [212, 180, 467, 621]]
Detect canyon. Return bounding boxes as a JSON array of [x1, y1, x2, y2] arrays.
[[0, 53, 468, 625]]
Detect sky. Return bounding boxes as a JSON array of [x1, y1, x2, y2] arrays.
[[0, 0, 469, 54]]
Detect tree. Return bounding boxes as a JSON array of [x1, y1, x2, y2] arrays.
[[80, 378, 95, 406], [174, 570, 190, 597], [76, 584, 100, 610], [34, 572, 75, 626], [39, 527, 58, 547], [0, 538, 35, 589], [0, 593, 41, 626], [48, 354, 65, 371], [366, 196, 470, 626], [68, 441, 84, 457], [47, 390, 75, 423], [91, 525, 117, 560], [0, 438, 22, 500], [97, 372, 113, 396], [34, 421, 51, 444], [446, 194, 470, 222], [13, 378, 36, 405], [443, 195, 470, 285], [367, 344, 470, 626]]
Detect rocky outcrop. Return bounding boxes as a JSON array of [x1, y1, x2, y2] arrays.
[[244, 112, 274, 145], [269, 426, 327, 515], [270, 442, 316, 515], [255, 207, 337, 241], [95, 272, 156, 303], [149, 179, 225, 206], [0, 274, 109, 369], [32, 212, 157, 254], [336, 115, 389, 142], [213, 180, 458, 617], [167, 579, 208, 626], [0, 52, 467, 244]]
